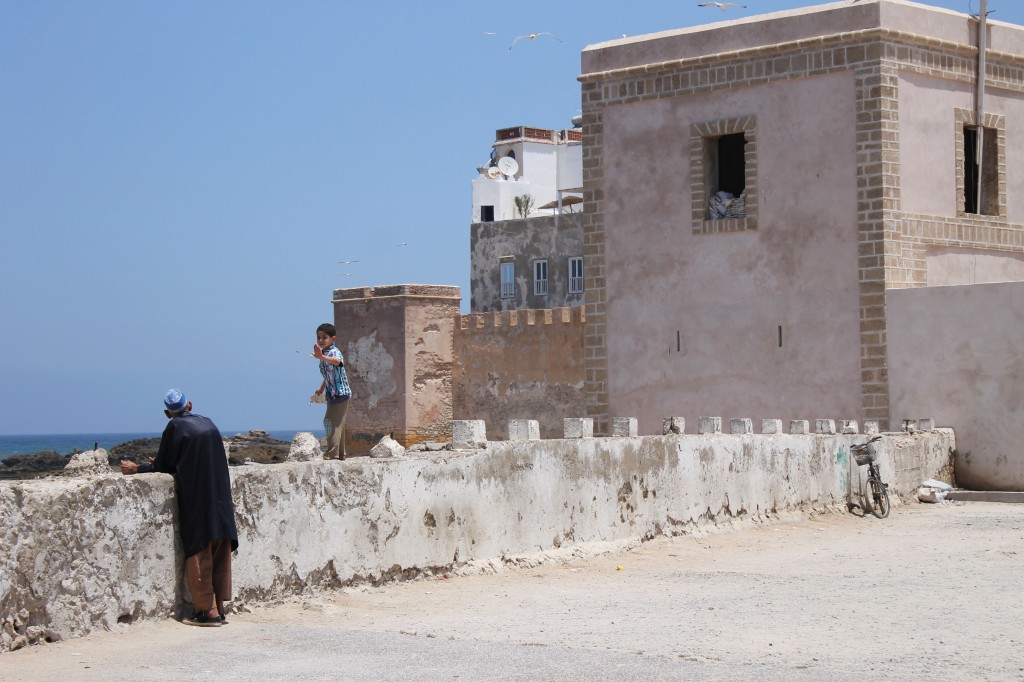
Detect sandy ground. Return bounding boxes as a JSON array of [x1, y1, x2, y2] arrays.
[[2, 501, 1022, 681]]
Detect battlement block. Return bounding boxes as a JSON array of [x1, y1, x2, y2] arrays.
[[611, 417, 638, 437], [761, 419, 782, 434], [698, 417, 722, 434], [563, 418, 594, 439], [452, 420, 487, 449], [663, 417, 685, 435], [840, 420, 859, 434], [816, 419, 836, 435], [730, 418, 753, 434], [918, 418, 935, 430], [902, 419, 917, 432], [863, 420, 880, 435], [508, 420, 540, 441], [790, 420, 810, 435]]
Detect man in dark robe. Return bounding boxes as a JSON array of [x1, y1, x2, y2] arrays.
[[121, 388, 239, 627]]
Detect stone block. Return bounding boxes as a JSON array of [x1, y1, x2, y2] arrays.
[[288, 432, 323, 462], [369, 434, 406, 459], [902, 419, 917, 433], [815, 419, 836, 435], [863, 420, 880, 435], [453, 420, 487, 449], [790, 420, 810, 435], [730, 418, 753, 434], [508, 420, 540, 441], [918, 418, 935, 430], [840, 420, 859, 435], [698, 417, 722, 434], [63, 449, 110, 476], [761, 419, 782, 434], [611, 417, 638, 437], [662, 417, 685, 435], [563, 418, 594, 439]]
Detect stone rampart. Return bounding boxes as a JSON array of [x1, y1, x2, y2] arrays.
[[0, 429, 953, 653], [453, 306, 585, 439]]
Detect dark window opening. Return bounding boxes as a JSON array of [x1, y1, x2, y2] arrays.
[[480, 205, 494, 222], [506, 150, 516, 160], [705, 132, 747, 220], [717, 133, 746, 196], [964, 125, 998, 215]]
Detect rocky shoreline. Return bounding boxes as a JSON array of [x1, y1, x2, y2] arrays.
[[0, 430, 294, 480]]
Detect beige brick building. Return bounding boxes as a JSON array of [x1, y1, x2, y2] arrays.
[[578, 0, 1024, 435]]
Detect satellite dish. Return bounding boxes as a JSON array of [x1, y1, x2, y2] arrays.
[[497, 156, 519, 177], [486, 166, 501, 179]]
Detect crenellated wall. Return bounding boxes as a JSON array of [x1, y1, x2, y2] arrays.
[[453, 307, 586, 439], [0, 428, 953, 653]]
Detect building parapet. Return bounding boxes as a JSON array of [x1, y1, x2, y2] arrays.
[[333, 284, 461, 302], [457, 306, 585, 330], [0, 429, 954, 652]]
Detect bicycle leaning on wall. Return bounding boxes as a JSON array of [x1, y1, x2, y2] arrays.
[[852, 435, 890, 519]]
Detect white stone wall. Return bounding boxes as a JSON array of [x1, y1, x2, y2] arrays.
[[0, 429, 953, 652]]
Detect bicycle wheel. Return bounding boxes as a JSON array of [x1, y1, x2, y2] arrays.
[[867, 477, 890, 519]]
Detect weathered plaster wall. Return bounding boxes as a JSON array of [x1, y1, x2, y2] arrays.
[[600, 71, 862, 436], [0, 429, 953, 652], [453, 307, 586, 439], [887, 282, 1024, 490], [470, 213, 584, 312], [333, 286, 461, 451]]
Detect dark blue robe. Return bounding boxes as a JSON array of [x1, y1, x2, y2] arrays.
[[152, 413, 239, 558]]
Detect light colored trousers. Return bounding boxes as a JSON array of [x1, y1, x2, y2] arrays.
[[324, 399, 350, 459]]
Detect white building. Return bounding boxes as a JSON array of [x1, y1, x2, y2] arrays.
[[471, 125, 583, 223]]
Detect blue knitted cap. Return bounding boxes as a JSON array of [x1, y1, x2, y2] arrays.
[[164, 388, 188, 413]]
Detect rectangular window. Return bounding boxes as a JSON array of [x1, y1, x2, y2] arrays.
[[480, 205, 494, 222], [568, 257, 584, 294], [963, 126, 998, 215], [706, 132, 746, 219], [500, 261, 515, 299], [533, 259, 548, 296]]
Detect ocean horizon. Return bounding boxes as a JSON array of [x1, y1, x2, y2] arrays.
[[0, 429, 324, 461]]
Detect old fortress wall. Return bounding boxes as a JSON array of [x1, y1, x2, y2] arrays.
[[0, 427, 953, 653], [453, 306, 586, 440]]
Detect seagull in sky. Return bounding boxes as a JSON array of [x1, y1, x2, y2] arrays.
[[397, 242, 408, 247], [509, 32, 563, 51], [697, 2, 747, 8], [338, 259, 359, 264]]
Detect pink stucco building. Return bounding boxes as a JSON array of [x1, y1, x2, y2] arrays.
[[578, 0, 1024, 438]]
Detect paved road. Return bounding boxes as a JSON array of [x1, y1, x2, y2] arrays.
[[3, 502, 1022, 681]]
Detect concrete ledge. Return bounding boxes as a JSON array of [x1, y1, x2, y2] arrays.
[[698, 417, 722, 434], [508, 420, 540, 441], [945, 491, 1024, 504], [611, 417, 638, 437], [563, 418, 594, 439]]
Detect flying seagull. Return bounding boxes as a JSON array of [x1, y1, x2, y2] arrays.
[[338, 259, 359, 264], [509, 32, 563, 51], [697, 2, 747, 8]]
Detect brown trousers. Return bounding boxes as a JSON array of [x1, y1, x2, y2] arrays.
[[184, 538, 233, 612]]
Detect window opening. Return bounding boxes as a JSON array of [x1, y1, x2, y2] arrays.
[[533, 260, 548, 296], [568, 257, 584, 294], [963, 125, 997, 215], [706, 132, 747, 220], [480, 205, 494, 222], [500, 261, 515, 299]]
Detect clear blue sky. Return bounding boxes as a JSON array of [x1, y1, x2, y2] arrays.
[[0, 0, 1015, 435]]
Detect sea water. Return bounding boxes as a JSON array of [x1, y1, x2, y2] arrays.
[[0, 429, 323, 462]]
